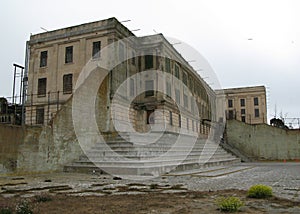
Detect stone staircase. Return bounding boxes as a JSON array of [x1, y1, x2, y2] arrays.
[[64, 132, 240, 178]]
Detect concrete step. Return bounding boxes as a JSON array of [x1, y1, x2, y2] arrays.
[[64, 132, 241, 176]]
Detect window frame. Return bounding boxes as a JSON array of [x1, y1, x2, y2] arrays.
[[240, 98, 245, 107], [255, 108, 260, 117], [63, 74, 73, 94], [37, 78, 47, 97], [36, 107, 44, 125], [145, 80, 154, 97], [92, 41, 101, 59], [65, 46, 73, 64], [40, 51, 48, 67], [228, 99, 233, 108], [175, 89, 180, 104], [145, 55, 153, 69], [165, 57, 171, 73]]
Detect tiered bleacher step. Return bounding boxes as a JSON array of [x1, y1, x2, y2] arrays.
[[64, 132, 240, 177]]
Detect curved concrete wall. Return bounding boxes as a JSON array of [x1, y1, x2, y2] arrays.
[[226, 120, 300, 160]]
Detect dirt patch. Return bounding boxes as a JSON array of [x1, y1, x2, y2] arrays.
[[0, 189, 299, 213]]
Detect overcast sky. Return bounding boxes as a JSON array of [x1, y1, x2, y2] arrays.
[[1, 0, 299, 124]]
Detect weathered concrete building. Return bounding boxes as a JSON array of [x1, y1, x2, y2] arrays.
[[217, 86, 267, 124], [25, 17, 216, 136]]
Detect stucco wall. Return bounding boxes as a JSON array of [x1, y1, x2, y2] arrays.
[[226, 120, 300, 160], [0, 97, 85, 175], [17, 98, 84, 173], [0, 124, 24, 173]]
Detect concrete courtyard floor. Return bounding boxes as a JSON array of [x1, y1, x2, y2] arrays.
[[0, 162, 300, 213]]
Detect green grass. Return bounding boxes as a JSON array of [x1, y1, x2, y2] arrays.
[[247, 184, 273, 199], [216, 196, 244, 212]]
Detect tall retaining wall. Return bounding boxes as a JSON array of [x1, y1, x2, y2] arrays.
[[0, 124, 24, 173], [226, 120, 300, 160], [0, 97, 84, 175]]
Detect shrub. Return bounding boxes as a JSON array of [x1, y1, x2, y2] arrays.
[[216, 196, 244, 212], [149, 184, 159, 189], [34, 193, 52, 202], [0, 207, 13, 214], [15, 200, 33, 214], [247, 184, 272, 198]]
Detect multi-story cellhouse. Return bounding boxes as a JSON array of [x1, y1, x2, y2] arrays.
[[25, 17, 218, 136], [216, 86, 267, 124]]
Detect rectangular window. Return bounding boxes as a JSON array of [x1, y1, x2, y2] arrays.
[[228, 99, 233, 108], [138, 56, 141, 71], [240, 98, 245, 107], [40, 51, 47, 67], [165, 58, 171, 73], [241, 116, 246, 122], [36, 107, 44, 125], [37, 78, 47, 97], [192, 120, 194, 131], [178, 114, 181, 127], [92, 41, 101, 59], [183, 93, 188, 108], [255, 108, 260, 117], [119, 43, 125, 62], [187, 118, 189, 130], [190, 97, 195, 113], [145, 55, 153, 69], [241, 109, 246, 115], [175, 89, 180, 104], [63, 74, 73, 94], [254, 97, 259, 106], [228, 110, 234, 119], [145, 80, 154, 97], [131, 51, 135, 65], [182, 72, 187, 86], [175, 65, 180, 78], [169, 111, 173, 125], [65, 46, 73, 63], [130, 78, 134, 96], [166, 81, 171, 97]]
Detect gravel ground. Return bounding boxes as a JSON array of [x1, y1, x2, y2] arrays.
[[0, 162, 299, 213]]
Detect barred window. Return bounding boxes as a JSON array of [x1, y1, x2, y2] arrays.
[[145, 55, 153, 69], [175, 89, 180, 104], [63, 74, 73, 94], [119, 43, 125, 62], [165, 58, 171, 73], [187, 118, 189, 130], [131, 51, 136, 65], [92, 41, 101, 59], [145, 80, 154, 97], [36, 107, 44, 125], [240, 98, 245, 107], [255, 108, 260, 117], [241, 109, 246, 115], [166, 81, 171, 97], [37, 78, 47, 97], [175, 65, 180, 79], [182, 72, 187, 86], [228, 99, 233, 108], [130, 78, 134, 96], [183, 93, 188, 108], [40, 51, 48, 67], [65, 46, 73, 63], [241, 116, 246, 122]]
